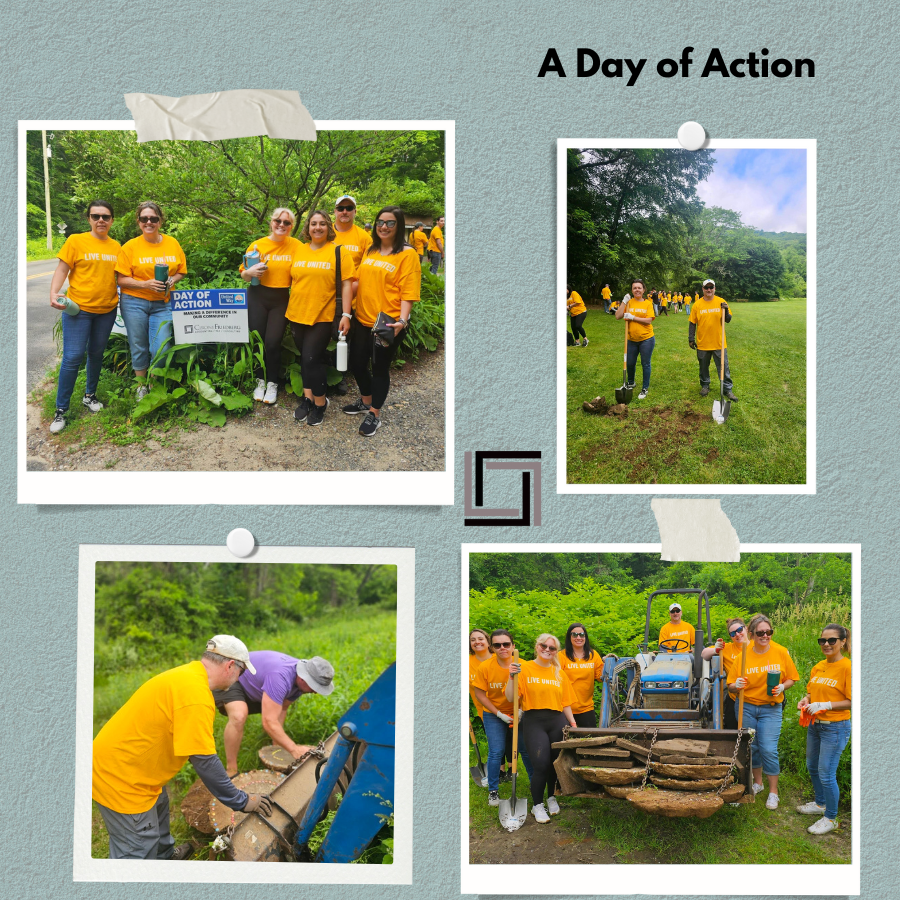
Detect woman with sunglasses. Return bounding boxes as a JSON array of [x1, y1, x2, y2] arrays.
[[115, 202, 186, 400], [286, 211, 355, 427], [47, 201, 122, 434], [343, 206, 421, 437], [559, 623, 604, 728], [508, 633, 576, 824], [471, 630, 534, 806], [240, 208, 303, 406], [729, 613, 799, 810], [701, 617, 749, 728], [796, 624, 851, 835]]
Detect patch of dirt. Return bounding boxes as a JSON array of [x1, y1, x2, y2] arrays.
[[704, 448, 720, 464], [26, 345, 445, 472], [624, 405, 708, 482]]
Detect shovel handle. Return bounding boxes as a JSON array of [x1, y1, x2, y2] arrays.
[[720, 308, 726, 390], [737, 642, 747, 730], [511, 649, 520, 775], [469, 721, 478, 746]]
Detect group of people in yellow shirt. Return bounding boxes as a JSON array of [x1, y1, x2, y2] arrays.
[[652, 289, 696, 316], [469, 608, 850, 834]]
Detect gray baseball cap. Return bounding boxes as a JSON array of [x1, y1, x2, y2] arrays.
[[296, 657, 335, 695]]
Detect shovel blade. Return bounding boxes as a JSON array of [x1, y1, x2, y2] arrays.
[[615, 386, 633, 405], [470, 765, 487, 787], [498, 798, 528, 832], [712, 400, 727, 424]]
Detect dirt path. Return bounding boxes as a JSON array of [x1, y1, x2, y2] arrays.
[[26, 345, 445, 472]]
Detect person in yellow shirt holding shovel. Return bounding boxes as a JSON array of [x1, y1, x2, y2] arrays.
[[689, 279, 738, 403]]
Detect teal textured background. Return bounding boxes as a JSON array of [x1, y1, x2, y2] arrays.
[[4, 0, 890, 896]]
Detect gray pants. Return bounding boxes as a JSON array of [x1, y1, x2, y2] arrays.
[[428, 250, 442, 275], [697, 348, 733, 392], [96, 789, 175, 859]]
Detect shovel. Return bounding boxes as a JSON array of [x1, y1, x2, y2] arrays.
[[712, 309, 731, 424], [614, 318, 633, 405], [468, 721, 487, 786], [499, 650, 528, 832]]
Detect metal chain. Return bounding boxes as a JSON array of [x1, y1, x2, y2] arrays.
[[716, 727, 743, 796], [562, 723, 571, 741], [638, 728, 659, 792], [291, 740, 327, 769]]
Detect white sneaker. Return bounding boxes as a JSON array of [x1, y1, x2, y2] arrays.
[[751, 782, 764, 796], [50, 408, 66, 434], [82, 393, 103, 412], [253, 378, 266, 402], [583, 338, 589, 347], [807, 816, 837, 835], [766, 793, 779, 810], [263, 382, 278, 405], [532, 803, 550, 824], [546, 796, 560, 816], [480, 775, 489, 788], [797, 800, 826, 815], [136, 384, 149, 401]]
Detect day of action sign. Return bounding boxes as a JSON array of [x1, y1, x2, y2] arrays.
[[171, 289, 249, 344]]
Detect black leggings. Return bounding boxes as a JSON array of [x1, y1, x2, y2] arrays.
[[348, 317, 405, 410], [570, 311, 587, 341], [724, 693, 738, 729], [289, 321, 332, 398], [521, 709, 567, 806], [573, 710, 597, 729], [247, 285, 289, 383]]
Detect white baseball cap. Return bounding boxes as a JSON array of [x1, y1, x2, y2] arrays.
[[206, 635, 256, 674], [296, 657, 335, 695], [702, 279, 715, 288], [335, 194, 356, 207], [669, 603, 682, 612]]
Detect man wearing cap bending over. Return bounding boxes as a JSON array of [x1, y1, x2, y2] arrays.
[[92, 636, 273, 860], [689, 279, 738, 402], [333, 194, 372, 301], [213, 652, 335, 777], [659, 604, 696, 653]]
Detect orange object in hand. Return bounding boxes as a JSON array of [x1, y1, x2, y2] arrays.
[[799, 706, 819, 728]]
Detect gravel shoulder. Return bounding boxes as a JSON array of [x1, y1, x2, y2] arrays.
[[26, 345, 445, 472]]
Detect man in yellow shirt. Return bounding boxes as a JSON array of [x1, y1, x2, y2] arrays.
[[92, 635, 273, 859], [332, 194, 372, 303], [428, 215, 445, 275], [601, 283, 612, 312], [689, 279, 738, 401], [411, 222, 429, 262], [658, 603, 696, 652]]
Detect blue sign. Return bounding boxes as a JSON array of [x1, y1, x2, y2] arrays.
[[170, 289, 247, 310], [171, 288, 249, 344]]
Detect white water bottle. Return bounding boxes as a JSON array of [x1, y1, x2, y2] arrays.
[[336, 333, 348, 372]]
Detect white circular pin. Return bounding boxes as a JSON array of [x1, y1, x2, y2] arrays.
[[226, 528, 255, 558], [677, 121, 707, 151]]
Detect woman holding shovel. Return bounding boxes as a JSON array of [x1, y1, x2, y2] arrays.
[[729, 613, 799, 811], [559, 623, 604, 728], [471, 630, 534, 807], [507, 634, 576, 824], [796, 624, 851, 835], [614, 278, 656, 400]]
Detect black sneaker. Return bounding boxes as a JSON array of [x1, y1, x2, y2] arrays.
[[172, 842, 194, 861], [359, 411, 381, 437], [499, 769, 512, 783], [294, 396, 313, 422], [488, 791, 500, 807], [307, 398, 329, 426], [700, 386, 710, 397], [50, 408, 67, 434], [342, 397, 371, 415], [725, 390, 739, 402]]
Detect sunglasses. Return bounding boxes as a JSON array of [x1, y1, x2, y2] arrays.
[[728, 625, 745, 637], [89, 213, 112, 221], [138, 215, 160, 224], [335, 204, 356, 212], [817, 636, 840, 646], [670, 609, 682, 614], [753, 629, 774, 637], [492, 641, 512, 649], [272, 218, 292, 227], [376, 220, 397, 229], [571, 632, 586, 638], [537, 642, 558, 653], [703, 286, 715, 290]]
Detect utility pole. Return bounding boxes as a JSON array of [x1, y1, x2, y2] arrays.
[[41, 130, 52, 251]]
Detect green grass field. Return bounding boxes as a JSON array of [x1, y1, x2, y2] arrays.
[[92, 607, 396, 860], [566, 300, 807, 485]]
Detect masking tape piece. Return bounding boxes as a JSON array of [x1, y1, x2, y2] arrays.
[[651, 499, 740, 562], [123, 90, 316, 143]]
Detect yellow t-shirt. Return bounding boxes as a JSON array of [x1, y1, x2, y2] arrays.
[[558, 649, 603, 714], [601, 287, 611, 300], [469, 654, 489, 717], [661, 295, 668, 307], [472, 656, 515, 717], [427, 226, 444, 252], [689, 295, 729, 350], [355, 247, 422, 327], [333, 223, 373, 270], [240, 236, 303, 289], [567, 291, 586, 316], [807, 657, 851, 722], [286, 242, 356, 326], [56, 232, 122, 313], [115, 234, 188, 303], [739, 641, 800, 706], [411, 229, 429, 255], [92, 661, 216, 814], [720, 639, 748, 697], [516, 660, 575, 712], [624, 297, 655, 341], [694, 293, 700, 303], [659, 620, 696, 652]]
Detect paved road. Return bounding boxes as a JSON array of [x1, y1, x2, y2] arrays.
[[26, 258, 65, 394]]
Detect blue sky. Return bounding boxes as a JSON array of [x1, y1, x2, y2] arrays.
[[696, 149, 807, 233]]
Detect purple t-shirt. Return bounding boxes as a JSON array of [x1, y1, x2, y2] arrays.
[[239, 651, 302, 706]]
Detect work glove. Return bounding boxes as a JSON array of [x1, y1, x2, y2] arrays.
[[496, 711, 513, 725], [518, 708, 524, 722], [242, 794, 273, 816], [720, 301, 729, 310], [689, 340, 698, 350], [733, 677, 748, 690], [509, 662, 521, 676], [805, 701, 832, 715], [623, 312, 635, 321], [770, 683, 786, 697]]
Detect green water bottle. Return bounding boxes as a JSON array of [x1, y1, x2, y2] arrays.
[[154, 263, 170, 294], [766, 671, 781, 696], [57, 293, 80, 316]]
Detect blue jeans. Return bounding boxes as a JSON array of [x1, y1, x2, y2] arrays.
[[56, 307, 117, 411], [118, 292, 174, 372], [806, 718, 851, 819], [626, 336, 655, 390], [742, 702, 783, 775], [482, 711, 534, 792]]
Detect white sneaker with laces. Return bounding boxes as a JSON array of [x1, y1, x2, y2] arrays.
[[50, 409, 66, 434], [808, 816, 837, 835], [546, 796, 560, 816], [136, 384, 149, 402], [82, 393, 103, 412], [751, 782, 764, 795], [583, 337, 589, 347], [797, 800, 826, 815], [253, 378, 266, 401], [766, 793, 779, 810], [263, 382, 278, 405], [532, 803, 550, 824]]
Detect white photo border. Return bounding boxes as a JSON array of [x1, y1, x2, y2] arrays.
[[461, 542, 859, 896], [18, 120, 454, 505], [75, 543, 414, 884], [556, 139, 817, 495]]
